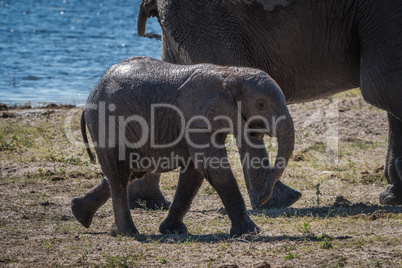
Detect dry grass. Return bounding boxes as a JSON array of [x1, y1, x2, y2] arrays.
[[1, 90, 401, 267]]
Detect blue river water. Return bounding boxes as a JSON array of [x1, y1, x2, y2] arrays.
[[0, 0, 162, 106]]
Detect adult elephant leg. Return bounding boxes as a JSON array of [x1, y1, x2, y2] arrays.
[[359, 1, 402, 205], [127, 173, 171, 210], [159, 164, 204, 234], [239, 138, 301, 209], [380, 114, 402, 205]]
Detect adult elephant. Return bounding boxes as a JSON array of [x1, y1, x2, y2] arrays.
[[134, 0, 402, 207]]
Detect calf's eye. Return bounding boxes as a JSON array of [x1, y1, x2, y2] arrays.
[[256, 100, 267, 110]]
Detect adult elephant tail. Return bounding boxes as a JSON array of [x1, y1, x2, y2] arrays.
[[137, 0, 161, 40]]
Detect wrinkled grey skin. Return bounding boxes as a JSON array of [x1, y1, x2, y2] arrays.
[[137, 0, 402, 206], [74, 56, 294, 236]]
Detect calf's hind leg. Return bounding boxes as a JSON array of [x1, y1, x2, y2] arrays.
[[98, 150, 139, 236], [71, 177, 111, 228], [159, 164, 204, 234], [73, 170, 138, 235], [71, 174, 170, 229], [108, 174, 139, 236]]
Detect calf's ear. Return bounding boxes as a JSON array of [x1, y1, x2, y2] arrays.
[[176, 69, 236, 130]]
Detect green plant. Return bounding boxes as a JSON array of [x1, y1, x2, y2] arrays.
[[159, 256, 167, 264], [299, 221, 312, 235], [338, 256, 348, 267], [284, 251, 298, 260], [103, 253, 143, 268], [317, 234, 333, 249], [354, 237, 366, 248], [43, 243, 53, 253], [0, 256, 18, 264], [202, 186, 216, 196]]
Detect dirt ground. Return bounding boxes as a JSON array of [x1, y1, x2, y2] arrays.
[[0, 90, 401, 267]]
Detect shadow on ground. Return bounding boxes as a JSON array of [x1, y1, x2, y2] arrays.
[[135, 233, 353, 244], [250, 198, 402, 218], [83, 197, 402, 244], [136, 200, 402, 244]]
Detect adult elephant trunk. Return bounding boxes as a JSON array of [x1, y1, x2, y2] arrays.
[[242, 116, 295, 207], [137, 3, 148, 37], [137, 0, 161, 40]]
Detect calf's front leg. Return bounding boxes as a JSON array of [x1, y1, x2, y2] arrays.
[[187, 138, 259, 236], [203, 154, 259, 236]]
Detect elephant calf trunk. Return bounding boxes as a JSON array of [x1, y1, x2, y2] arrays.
[[256, 117, 295, 206]]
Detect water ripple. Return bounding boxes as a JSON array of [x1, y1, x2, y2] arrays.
[[0, 0, 162, 106]]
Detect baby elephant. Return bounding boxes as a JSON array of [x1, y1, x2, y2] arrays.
[[79, 56, 294, 236]]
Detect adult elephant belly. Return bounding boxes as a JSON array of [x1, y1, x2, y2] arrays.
[[259, 60, 361, 104]]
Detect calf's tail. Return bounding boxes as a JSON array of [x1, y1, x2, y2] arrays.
[[81, 111, 96, 163]]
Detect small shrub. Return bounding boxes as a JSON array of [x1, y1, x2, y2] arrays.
[[284, 251, 298, 260], [299, 221, 312, 235], [317, 234, 333, 249]]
